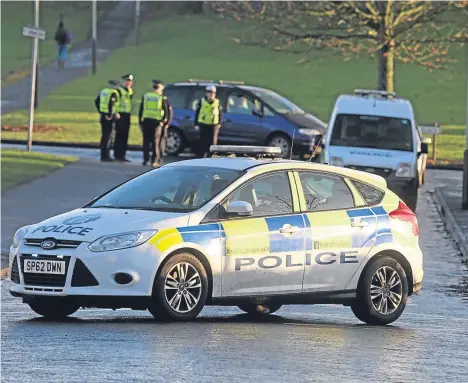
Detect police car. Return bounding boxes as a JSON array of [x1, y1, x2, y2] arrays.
[[9, 146, 423, 325]]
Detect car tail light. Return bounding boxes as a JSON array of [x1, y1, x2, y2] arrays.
[[389, 201, 419, 236]]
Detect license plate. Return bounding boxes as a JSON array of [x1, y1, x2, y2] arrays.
[[23, 259, 66, 275]]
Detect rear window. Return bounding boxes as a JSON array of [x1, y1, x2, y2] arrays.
[[164, 86, 191, 109], [330, 114, 413, 152], [352, 180, 384, 205]]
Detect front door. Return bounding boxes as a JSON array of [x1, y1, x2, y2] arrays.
[[220, 172, 305, 296]]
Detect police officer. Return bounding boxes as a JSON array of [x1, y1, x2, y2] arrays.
[[194, 85, 223, 158], [139, 80, 171, 167], [114, 73, 134, 162], [94, 80, 120, 162]]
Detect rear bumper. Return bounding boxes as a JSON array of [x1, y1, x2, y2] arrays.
[[412, 281, 423, 295], [386, 177, 418, 200]]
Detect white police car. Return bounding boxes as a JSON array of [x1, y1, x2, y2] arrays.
[[9, 146, 423, 325]]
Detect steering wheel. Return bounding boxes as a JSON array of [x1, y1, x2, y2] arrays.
[[151, 195, 172, 204]]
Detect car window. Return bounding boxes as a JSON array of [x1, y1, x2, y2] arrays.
[[224, 172, 293, 217], [263, 105, 275, 117], [89, 166, 242, 212], [164, 87, 190, 109], [226, 93, 261, 115], [190, 87, 206, 111], [298, 172, 354, 211], [351, 180, 384, 205]]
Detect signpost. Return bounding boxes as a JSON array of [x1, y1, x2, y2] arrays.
[[23, 0, 44, 151], [92, 0, 97, 75], [135, 0, 141, 46], [419, 123, 441, 162]]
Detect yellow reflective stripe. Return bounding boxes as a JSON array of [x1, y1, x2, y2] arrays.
[[305, 211, 353, 248], [222, 218, 270, 256], [148, 228, 183, 253], [288, 172, 300, 213], [292, 171, 306, 211]]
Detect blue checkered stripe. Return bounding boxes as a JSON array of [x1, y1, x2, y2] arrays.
[[347, 206, 392, 247], [177, 223, 222, 246]]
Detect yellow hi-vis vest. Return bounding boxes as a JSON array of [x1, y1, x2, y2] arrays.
[[197, 98, 220, 125], [99, 88, 119, 113], [142, 92, 165, 120], [118, 87, 133, 113]]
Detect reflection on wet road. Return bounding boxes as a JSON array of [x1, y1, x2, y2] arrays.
[[1, 170, 467, 382]]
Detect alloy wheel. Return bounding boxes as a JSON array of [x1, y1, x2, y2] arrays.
[[165, 130, 182, 154], [370, 266, 403, 315], [269, 136, 290, 157], [164, 262, 202, 313]]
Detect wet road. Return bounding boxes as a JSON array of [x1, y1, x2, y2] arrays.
[[2, 169, 468, 382]]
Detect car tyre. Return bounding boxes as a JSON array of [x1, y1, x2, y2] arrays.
[[351, 256, 408, 325], [238, 303, 282, 315], [266, 134, 291, 159], [148, 252, 208, 321], [165, 127, 185, 155], [28, 298, 79, 320]]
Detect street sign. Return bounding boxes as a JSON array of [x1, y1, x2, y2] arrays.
[[22, 25, 46, 40], [419, 125, 441, 135]]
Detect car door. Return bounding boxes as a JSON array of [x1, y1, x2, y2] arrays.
[[222, 91, 268, 144], [294, 171, 377, 292], [220, 171, 306, 297]]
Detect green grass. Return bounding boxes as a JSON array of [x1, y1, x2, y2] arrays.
[[1, 15, 466, 160], [0, 1, 114, 78], [1, 150, 77, 191]]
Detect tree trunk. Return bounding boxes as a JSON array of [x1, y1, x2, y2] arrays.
[[386, 45, 394, 93], [377, 22, 387, 91]]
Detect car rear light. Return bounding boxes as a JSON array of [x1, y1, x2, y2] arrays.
[[389, 201, 419, 236]]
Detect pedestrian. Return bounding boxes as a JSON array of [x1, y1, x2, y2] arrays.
[[94, 80, 120, 162], [159, 97, 173, 157], [54, 21, 71, 69], [194, 85, 223, 158], [139, 80, 171, 167], [114, 74, 134, 162]]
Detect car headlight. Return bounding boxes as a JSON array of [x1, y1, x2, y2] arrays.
[[12, 227, 29, 248], [88, 230, 157, 252], [395, 163, 412, 177], [330, 156, 344, 167], [298, 128, 320, 136]]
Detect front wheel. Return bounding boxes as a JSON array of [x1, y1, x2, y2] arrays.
[[28, 298, 79, 320], [266, 134, 291, 159], [351, 256, 408, 325], [148, 252, 208, 321], [238, 303, 282, 316], [165, 128, 184, 155]]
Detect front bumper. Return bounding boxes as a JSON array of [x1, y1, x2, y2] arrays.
[[8, 242, 163, 298], [386, 176, 418, 201]]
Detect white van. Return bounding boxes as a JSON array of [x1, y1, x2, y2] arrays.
[[321, 89, 430, 211]]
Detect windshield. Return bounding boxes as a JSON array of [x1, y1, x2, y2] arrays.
[[250, 88, 304, 114], [330, 114, 413, 152], [89, 166, 243, 212]]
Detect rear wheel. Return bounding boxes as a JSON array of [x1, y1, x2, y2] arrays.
[[28, 298, 79, 320], [266, 134, 291, 158], [165, 128, 184, 155], [351, 256, 408, 325], [238, 303, 282, 316], [148, 252, 208, 321]]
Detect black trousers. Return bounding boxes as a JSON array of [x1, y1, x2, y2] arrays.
[[198, 123, 219, 158], [100, 115, 114, 159], [114, 113, 131, 159], [142, 119, 163, 163]]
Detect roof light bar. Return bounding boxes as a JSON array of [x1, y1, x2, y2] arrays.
[[354, 89, 396, 98], [210, 145, 281, 155], [187, 79, 245, 85]]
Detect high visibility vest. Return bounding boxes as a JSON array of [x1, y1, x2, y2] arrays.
[[197, 98, 220, 125], [142, 92, 165, 120], [99, 88, 119, 113], [118, 87, 133, 113]]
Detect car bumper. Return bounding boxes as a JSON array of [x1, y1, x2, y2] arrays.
[[8, 243, 163, 298], [386, 176, 418, 200]]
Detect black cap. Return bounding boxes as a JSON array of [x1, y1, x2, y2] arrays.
[[121, 74, 134, 81], [152, 79, 164, 86], [108, 80, 119, 86]]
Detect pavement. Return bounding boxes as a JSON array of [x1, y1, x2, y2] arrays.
[[1, 167, 467, 382], [1, 1, 137, 115]]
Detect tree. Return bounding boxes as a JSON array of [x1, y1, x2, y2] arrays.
[[209, 1, 468, 92]]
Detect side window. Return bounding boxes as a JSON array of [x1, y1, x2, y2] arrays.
[[225, 172, 293, 217], [190, 87, 206, 111], [263, 105, 275, 117], [164, 87, 190, 109], [351, 180, 384, 206], [298, 172, 354, 212], [226, 93, 261, 115]]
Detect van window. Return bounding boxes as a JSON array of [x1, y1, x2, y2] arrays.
[[330, 114, 413, 152]]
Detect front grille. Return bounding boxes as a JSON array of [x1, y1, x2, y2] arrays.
[[23, 238, 82, 249], [10, 257, 20, 284], [346, 165, 393, 179], [71, 259, 99, 287], [20, 254, 71, 287]]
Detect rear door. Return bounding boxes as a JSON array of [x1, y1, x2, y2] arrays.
[[294, 171, 377, 292], [164, 86, 193, 131]]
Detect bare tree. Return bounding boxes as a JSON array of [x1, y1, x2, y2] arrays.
[[209, 1, 468, 92]]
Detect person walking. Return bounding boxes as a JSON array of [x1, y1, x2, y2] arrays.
[[159, 98, 173, 157], [139, 80, 171, 167], [114, 74, 134, 162], [94, 80, 120, 162], [194, 85, 223, 158], [54, 21, 71, 69]]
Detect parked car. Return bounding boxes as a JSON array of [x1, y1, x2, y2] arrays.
[[163, 80, 327, 158]]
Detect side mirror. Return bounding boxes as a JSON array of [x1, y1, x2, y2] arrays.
[[420, 143, 429, 154], [252, 109, 263, 118], [225, 201, 253, 217], [422, 137, 432, 144]]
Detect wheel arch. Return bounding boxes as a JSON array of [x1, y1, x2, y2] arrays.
[[166, 125, 186, 153], [265, 130, 292, 144]]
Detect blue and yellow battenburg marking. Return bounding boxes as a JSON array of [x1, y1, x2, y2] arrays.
[[347, 206, 393, 247]]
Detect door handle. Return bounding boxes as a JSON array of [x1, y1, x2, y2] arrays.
[[279, 225, 300, 235], [351, 218, 369, 228]]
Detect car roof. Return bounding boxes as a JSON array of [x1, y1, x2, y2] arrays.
[[165, 158, 387, 188], [167, 82, 274, 93], [335, 94, 413, 119]]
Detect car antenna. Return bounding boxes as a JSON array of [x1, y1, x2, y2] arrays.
[[310, 134, 324, 162], [289, 129, 295, 160]]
